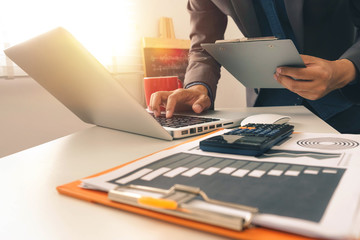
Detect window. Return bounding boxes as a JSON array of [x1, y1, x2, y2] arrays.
[[0, 0, 142, 78]]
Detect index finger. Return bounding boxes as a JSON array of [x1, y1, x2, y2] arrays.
[[276, 55, 323, 81], [149, 91, 171, 116], [165, 90, 186, 118], [277, 65, 317, 81]]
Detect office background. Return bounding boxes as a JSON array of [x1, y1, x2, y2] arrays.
[[0, 0, 245, 158]]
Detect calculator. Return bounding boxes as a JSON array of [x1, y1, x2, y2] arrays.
[[199, 123, 294, 156]]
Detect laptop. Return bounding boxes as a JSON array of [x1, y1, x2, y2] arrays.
[[4, 27, 242, 140]]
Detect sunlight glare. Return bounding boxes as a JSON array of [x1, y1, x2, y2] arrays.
[[1, 0, 138, 68]]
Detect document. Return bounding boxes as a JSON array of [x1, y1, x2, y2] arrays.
[[81, 131, 360, 239]]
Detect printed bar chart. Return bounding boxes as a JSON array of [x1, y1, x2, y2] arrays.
[[110, 152, 344, 222]]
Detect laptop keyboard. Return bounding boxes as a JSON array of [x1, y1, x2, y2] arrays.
[[150, 113, 220, 128]]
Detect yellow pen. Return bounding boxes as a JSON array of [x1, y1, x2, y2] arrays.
[[138, 197, 178, 210]]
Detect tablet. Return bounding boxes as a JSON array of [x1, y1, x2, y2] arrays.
[[201, 39, 305, 88]]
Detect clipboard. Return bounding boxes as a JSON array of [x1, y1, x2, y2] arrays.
[[56, 134, 318, 240], [201, 38, 305, 88]]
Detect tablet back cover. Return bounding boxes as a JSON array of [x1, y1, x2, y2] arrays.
[[202, 39, 304, 88]]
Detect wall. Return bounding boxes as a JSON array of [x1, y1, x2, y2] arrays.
[[123, 0, 246, 108]]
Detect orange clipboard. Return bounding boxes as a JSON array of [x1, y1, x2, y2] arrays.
[[56, 133, 319, 240]]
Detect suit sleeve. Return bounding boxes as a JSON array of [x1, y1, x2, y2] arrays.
[[184, 0, 228, 101], [340, 0, 360, 103]]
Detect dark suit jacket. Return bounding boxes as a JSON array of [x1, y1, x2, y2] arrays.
[[184, 0, 360, 107]]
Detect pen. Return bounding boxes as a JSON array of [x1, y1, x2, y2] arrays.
[[138, 196, 178, 210]]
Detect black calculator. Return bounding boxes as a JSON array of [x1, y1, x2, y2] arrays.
[[199, 123, 294, 156]]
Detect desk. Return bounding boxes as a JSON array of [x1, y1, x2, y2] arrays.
[[0, 106, 337, 240]]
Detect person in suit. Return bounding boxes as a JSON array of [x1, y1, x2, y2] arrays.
[[150, 0, 360, 133]]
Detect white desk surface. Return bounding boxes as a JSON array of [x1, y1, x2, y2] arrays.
[[0, 106, 338, 240]]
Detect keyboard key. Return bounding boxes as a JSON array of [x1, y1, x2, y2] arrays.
[[150, 113, 220, 128]]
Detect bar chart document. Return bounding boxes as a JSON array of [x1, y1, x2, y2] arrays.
[[81, 131, 360, 239]]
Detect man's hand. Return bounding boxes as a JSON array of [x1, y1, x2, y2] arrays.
[[149, 84, 212, 118], [274, 55, 356, 100]]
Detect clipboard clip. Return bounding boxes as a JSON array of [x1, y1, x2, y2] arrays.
[[215, 36, 278, 44], [108, 184, 258, 231]]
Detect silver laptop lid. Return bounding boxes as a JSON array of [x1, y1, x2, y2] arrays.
[[4, 27, 173, 140]]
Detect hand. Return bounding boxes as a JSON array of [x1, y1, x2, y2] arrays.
[[149, 84, 212, 118], [274, 55, 356, 100]]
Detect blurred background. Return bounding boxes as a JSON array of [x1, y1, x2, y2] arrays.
[[0, 0, 246, 157]]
